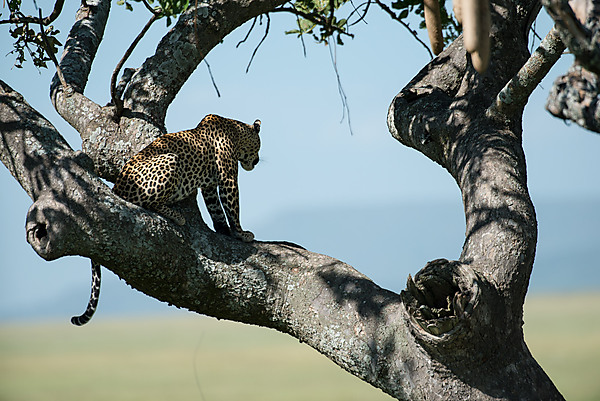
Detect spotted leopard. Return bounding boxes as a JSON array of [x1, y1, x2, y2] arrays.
[[72, 114, 260, 326], [113, 113, 261, 240]]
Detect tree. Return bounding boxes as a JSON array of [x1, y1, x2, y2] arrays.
[[1, 0, 598, 399]]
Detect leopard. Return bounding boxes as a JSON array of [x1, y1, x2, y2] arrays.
[[71, 114, 261, 326]]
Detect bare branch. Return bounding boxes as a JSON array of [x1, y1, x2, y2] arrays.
[[37, 8, 69, 91], [123, 0, 289, 126], [0, 0, 65, 25], [347, 0, 371, 27], [203, 59, 221, 97], [236, 16, 258, 48], [489, 27, 565, 116], [110, 13, 160, 117], [271, 6, 353, 39], [245, 14, 270, 73]]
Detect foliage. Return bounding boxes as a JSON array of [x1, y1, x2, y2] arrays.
[[117, 0, 191, 26], [285, 0, 353, 45], [286, 0, 461, 48], [3, 0, 461, 69], [9, 23, 61, 68], [3, 0, 62, 69]]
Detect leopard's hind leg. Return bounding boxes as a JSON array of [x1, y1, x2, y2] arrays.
[[142, 153, 186, 225]]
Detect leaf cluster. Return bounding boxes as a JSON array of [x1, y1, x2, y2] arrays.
[[285, 0, 353, 44], [3, 0, 62, 69], [117, 0, 191, 26], [284, 0, 460, 50]]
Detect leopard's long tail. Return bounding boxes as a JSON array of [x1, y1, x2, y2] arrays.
[[71, 260, 102, 326]]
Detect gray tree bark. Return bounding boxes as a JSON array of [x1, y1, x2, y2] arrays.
[[0, 0, 569, 399], [543, 0, 600, 132]]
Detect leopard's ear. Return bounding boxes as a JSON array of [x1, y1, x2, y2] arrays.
[[253, 119, 261, 133]]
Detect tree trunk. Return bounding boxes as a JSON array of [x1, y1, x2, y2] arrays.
[[0, 0, 567, 399]]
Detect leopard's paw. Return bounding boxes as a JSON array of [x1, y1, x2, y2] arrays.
[[233, 230, 254, 243]]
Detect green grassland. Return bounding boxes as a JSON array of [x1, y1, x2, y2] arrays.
[[1, 293, 599, 401]]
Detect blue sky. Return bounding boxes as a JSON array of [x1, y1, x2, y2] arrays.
[[1, 2, 599, 321]]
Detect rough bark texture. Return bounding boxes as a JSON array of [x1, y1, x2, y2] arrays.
[[0, 0, 571, 399], [546, 63, 600, 132], [542, 0, 600, 132]]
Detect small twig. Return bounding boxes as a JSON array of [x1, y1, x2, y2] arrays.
[[141, 0, 161, 15], [1, 0, 65, 25], [296, 13, 307, 57], [328, 38, 354, 135], [272, 7, 353, 39], [374, 0, 433, 59], [190, 0, 221, 97], [327, 0, 336, 36], [37, 8, 68, 91], [110, 13, 159, 115], [237, 17, 258, 48], [348, 0, 371, 27], [245, 14, 270, 73], [203, 59, 221, 97], [529, 20, 542, 54]]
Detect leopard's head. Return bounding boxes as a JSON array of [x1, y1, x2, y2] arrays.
[[239, 119, 261, 171]]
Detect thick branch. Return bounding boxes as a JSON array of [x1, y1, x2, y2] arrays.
[[542, 0, 600, 133], [543, 0, 600, 74], [123, 0, 289, 125], [545, 63, 600, 133], [386, 0, 563, 398], [50, 0, 110, 97]]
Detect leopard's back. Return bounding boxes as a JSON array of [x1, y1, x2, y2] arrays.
[[113, 128, 214, 207]]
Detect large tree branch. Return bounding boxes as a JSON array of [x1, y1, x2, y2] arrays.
[[48, 0, 133, 181], [387, 0, 563, 398]]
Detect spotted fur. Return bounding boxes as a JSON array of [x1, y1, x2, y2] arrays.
[[71, 261, 101, 326], [71, 115, 260, 326], [113, 114, 261, 241]]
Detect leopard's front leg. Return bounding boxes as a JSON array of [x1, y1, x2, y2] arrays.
[[218, 177, 254, 242], [200, 178, 230, 236]]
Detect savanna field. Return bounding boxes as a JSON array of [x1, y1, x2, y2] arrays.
[[1, 293, 599, 401]]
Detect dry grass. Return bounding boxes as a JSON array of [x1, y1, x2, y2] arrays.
[[1, 293, 598, 400]]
